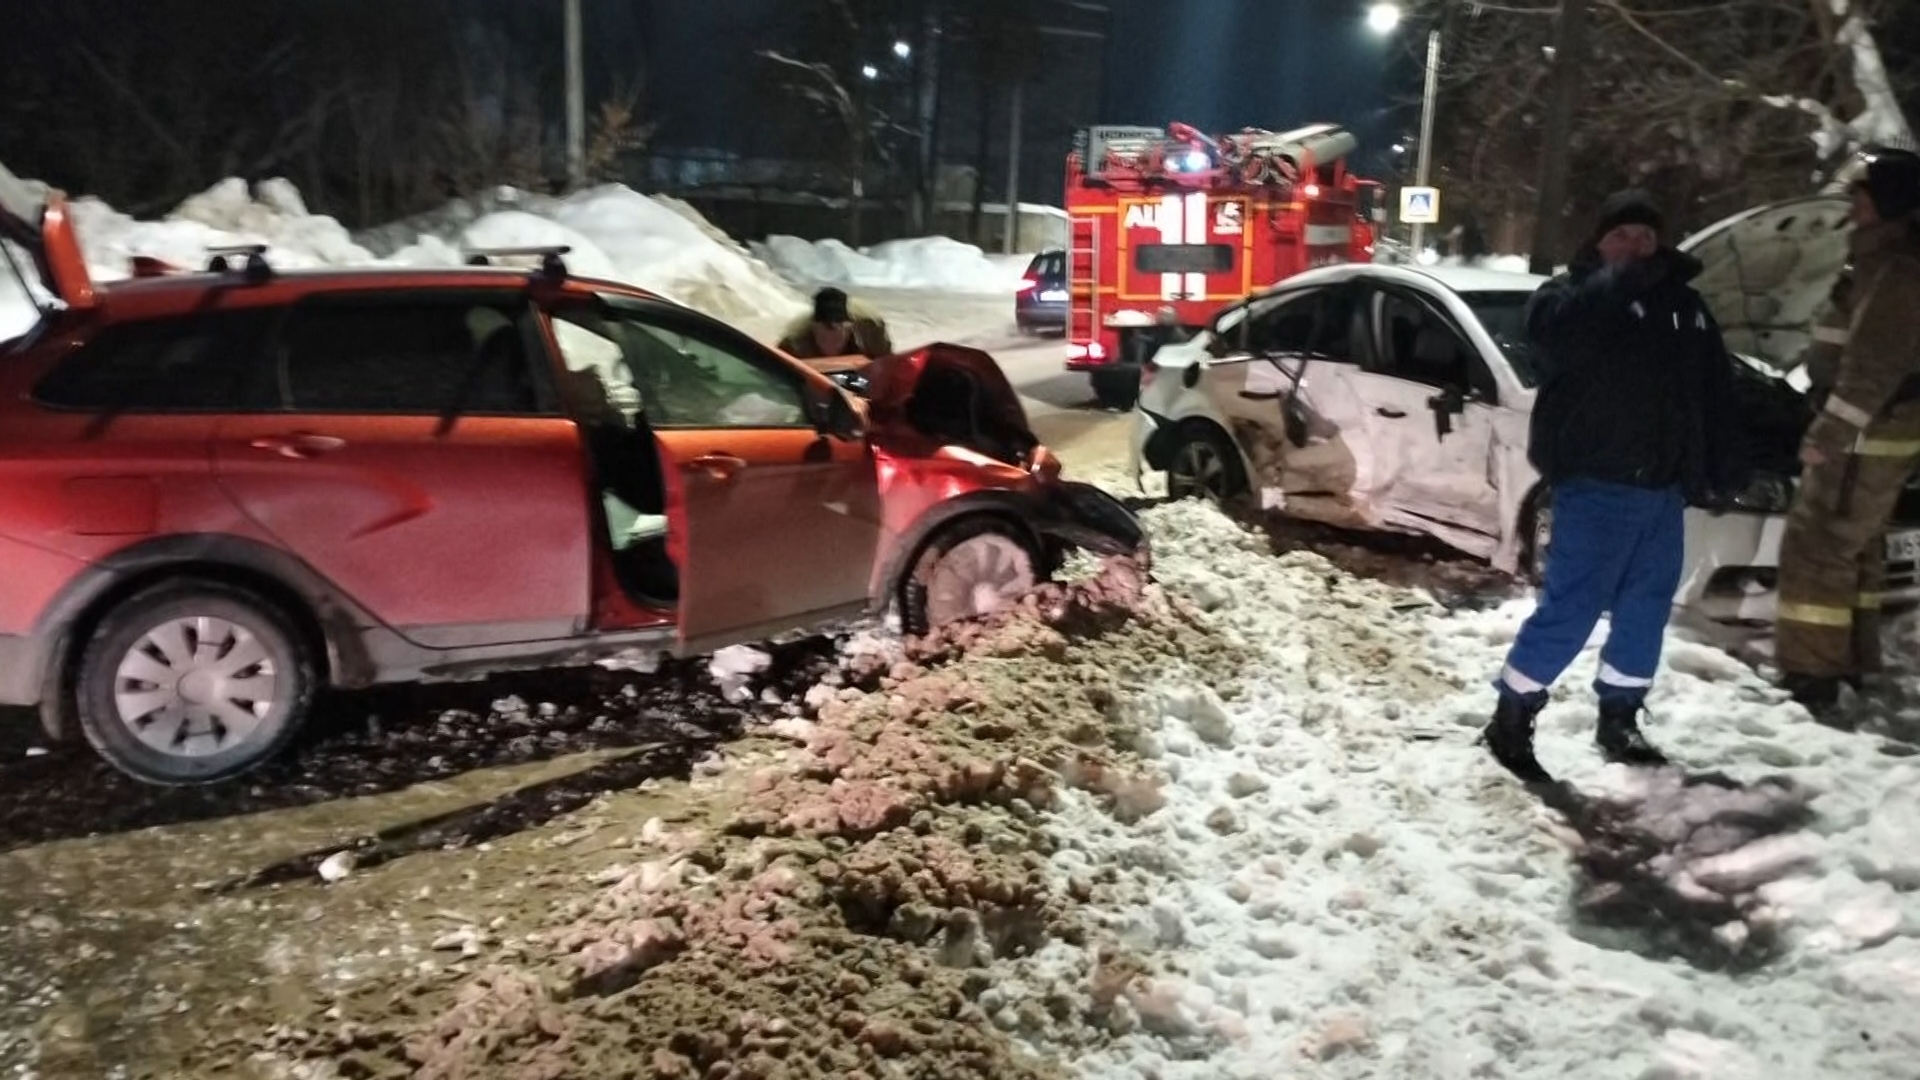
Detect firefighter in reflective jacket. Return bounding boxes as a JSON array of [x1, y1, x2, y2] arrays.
[[1776, 147, 1920, 711]]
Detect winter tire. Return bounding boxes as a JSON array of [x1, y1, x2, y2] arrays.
[[1090, 366, 1141, 411], [899, 517, 1043, 635], [1165, 422, 1248, 503], [74, 580, 316, 786]]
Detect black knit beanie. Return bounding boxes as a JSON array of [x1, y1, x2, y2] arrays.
[[1592, 189, 1664, 241], [813, 287, 851, 324]]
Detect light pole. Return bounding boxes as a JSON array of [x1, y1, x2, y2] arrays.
[[1369, 4, 1441, 255], [565, 0, 585, 189]]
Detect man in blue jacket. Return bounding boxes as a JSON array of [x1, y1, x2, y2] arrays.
[[1485, 190, 1744, 784]]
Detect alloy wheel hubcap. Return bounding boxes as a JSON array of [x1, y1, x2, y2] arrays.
[[113, 616, 278, 756], [1169, 441, 1228, 500], [925, 534, 1037, 628]]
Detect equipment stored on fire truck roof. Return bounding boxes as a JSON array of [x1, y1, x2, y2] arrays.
[[1063, 121, 1378, 409]]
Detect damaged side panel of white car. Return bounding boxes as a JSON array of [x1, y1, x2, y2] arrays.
[[1173, 272, 1537, 568]]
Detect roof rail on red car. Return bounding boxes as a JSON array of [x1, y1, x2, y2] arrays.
[[205, 243, 273, 284], [462, 245, 571, 282]]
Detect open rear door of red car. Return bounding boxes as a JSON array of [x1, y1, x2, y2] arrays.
[[0, 161, 97, 313]]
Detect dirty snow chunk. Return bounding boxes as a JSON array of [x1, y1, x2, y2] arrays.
[[596, 649, 664, 674], [1639, 1030, 1765, 1080], [1663, 639, 1757, 684], [709, 645, 773, 704], [1686, 833, 1825, 894], [1862, 774, 1920, 888], [1163, 686, 1236, 748], [1225, 771, 1269, 798], [317, 852, 356, 884]]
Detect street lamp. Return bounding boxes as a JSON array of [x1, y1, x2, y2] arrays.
[[892, 40, 912, 60], [861, 63, 880, 80], [1368, 4, 1441, 255]]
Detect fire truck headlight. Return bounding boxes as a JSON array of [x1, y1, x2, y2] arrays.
[[1303, 183, 1321, 198], [1181, 150, 1208, 172]]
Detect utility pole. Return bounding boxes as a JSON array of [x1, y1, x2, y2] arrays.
[[1409, 28, 1441, 254], [565, 0, 586, 189], [1530, 0, 1590, 276], [1003, 80, 1024, 254], [911, 1, 944, 233]]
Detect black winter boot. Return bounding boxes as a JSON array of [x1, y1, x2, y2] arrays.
[[1781, 674, 1855, 730], [1484, 693, 1553, 784], [1596, 701, 1669, 767]]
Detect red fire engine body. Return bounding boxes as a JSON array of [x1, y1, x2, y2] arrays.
[[1062, 122, 1376, 403]]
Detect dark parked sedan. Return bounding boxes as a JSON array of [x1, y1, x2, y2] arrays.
[[1015, 249, 1068, 336]]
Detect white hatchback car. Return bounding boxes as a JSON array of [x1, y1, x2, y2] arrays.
[[1128, 252, 1920, 625]]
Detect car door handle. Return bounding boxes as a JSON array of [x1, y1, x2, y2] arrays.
[[250, 433, 347, 459], [689, 453, 748, 481], [1375, 407, 1407, 419]]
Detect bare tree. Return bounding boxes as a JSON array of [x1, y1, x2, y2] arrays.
[[1399, 0, 1915, 255]]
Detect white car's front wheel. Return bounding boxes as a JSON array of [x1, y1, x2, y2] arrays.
[[1166, 423, 1247, 503]]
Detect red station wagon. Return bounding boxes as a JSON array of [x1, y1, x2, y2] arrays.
[[0, 169, 1144, 786]]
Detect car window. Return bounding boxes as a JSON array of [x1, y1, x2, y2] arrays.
[[1370, 289, 1497, 400], [549, 305, 808, 429], [34, 310, 272, 412], [1458, 290, 1538, 388], [1221, 288, 1357, 362], [1044, 251, 1066, 279], [275, 295, 544, 415]]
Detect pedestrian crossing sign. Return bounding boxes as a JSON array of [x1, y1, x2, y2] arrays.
[[1400, 186, 1440, 225]]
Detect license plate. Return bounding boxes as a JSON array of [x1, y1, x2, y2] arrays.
[[1039, 289, 1068, 302], [1887, 530, 1920, 564]]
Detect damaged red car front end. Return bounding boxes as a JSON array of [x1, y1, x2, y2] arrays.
[[813, 343, 1149, 630]]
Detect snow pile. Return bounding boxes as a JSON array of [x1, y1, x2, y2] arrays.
[[364, 183, 808, 324], [1, 177, 808, 342], [753, 234, 1029, 293], [708, 645, 774, 705], [1003, 498, 1920, 1079]]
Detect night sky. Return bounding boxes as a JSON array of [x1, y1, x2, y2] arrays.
[[635, 0, 1407, 156], [1100, 0, 1406, 158]]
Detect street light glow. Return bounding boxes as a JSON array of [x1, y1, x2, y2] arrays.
[[892, 40, 911, 59], [861, 63, 879, 80], [1367, 2, 1402, 34]]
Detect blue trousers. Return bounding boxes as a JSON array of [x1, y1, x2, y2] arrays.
[[1500, 480, 1685, 707]]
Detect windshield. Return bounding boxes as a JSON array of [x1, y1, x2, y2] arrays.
[[1459, 290, 1538, 388]]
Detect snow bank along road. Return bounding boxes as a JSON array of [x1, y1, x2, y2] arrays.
[[4, 497, 1917, 1080]]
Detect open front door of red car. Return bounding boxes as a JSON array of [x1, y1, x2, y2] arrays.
[[658, 425, 879, 654], [539, 292, 882, 655]]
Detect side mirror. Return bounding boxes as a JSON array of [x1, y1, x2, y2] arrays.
[[1426, 387, 1464, 439]]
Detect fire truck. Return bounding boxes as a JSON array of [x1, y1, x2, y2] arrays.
[[1063, 121, 1379, 408]]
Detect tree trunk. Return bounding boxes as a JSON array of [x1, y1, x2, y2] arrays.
[[1531, 0, 1591, 276]]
